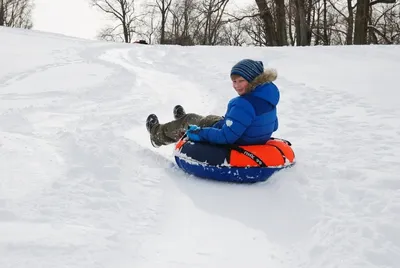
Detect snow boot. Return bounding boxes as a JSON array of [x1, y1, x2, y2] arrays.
[[146, 114, 159, 133], [173, 105, 186, 120]]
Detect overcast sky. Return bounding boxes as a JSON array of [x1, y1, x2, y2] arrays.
[[32, 0, 249, 40], [33, 0, 106, 40]]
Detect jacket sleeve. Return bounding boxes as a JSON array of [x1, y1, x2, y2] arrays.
[[198, 98, 255, 144]]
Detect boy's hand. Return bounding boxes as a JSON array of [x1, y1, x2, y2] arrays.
[[187, 125, 201, 133], [186, 125, 202, 141]]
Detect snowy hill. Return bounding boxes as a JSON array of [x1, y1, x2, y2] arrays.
[[1, 26, 400, 268]]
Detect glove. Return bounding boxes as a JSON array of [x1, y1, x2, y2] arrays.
[[185, 125, 202, 142], [187, 125, 200, 133]]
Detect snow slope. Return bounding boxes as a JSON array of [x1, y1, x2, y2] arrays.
[[1, 26, 400, 268]]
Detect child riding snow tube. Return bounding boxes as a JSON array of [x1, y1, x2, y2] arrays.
[[174, 137, 296, 183]]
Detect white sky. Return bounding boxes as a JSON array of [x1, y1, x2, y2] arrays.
[[32, 0, 250, 40], [33, 0, 107, 40]]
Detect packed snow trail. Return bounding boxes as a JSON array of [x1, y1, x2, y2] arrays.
[[1, 27, 400, 268]]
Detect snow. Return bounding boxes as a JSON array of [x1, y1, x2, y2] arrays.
[[1, 26, 400, 268]]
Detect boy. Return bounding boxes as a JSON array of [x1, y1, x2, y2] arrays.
[[146, 59, 279, 147]]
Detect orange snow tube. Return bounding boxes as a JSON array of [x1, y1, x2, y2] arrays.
[[229, 138, 296, 167]]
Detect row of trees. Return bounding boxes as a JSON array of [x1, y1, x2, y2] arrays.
[[91, 0, 400, 45], [0, 0, 33, 29], [1, 0, 399, 45]]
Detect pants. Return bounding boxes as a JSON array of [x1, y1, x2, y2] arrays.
[[150, 113, 222, 146]]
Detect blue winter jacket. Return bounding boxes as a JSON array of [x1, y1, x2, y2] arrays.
[[198, 76, 280, 145]]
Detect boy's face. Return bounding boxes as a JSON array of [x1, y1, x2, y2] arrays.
[[231, 76, 249, 96]]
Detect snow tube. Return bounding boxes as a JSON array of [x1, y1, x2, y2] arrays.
[[174, 137, 296, 183]]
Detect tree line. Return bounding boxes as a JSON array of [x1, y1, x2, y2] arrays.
[[0, 0, 33, 29], [1, 0, 399, 45]]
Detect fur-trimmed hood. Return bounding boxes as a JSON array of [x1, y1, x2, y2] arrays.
[[246, 68, 277, 92]]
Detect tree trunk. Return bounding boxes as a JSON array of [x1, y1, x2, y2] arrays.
[[255, 0, 278, 46], [306, 0, 313, 44], [0, 0, 4, 26], [354, 0, 369, 44], [315, 3, 321, 45], [288, 0, 295, 45], [158, 0, 172, 44], [161, 12, 166, 44], [294, 0, 308, 45], [160, 0, 166, 44], [123, 23, 129, 43], [346, 0, 354, 44], [275, 0, 288, 45], [323, 0, 328, 45], [122, 14, 129, 42]]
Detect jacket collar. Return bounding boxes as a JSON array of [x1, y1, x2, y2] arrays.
[[246, 68, 278, 92]]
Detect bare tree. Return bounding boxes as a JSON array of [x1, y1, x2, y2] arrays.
[[253, 0, 287, 46], [255, 0, 278, 45], [311, 0, 326, 45], [133, 0, 400, 47], [198, 0, 230, 45], [91, 0, 142, 43], [168, 0, 199, 45], [227, 4, 274, 46], [368, 2, 400, 43], [97, 25, 122, 42], [179, 0, 198, 43], [0, 0, 33, 29], [354, 0, 396, 44], [140, 5, 159, 44], [244, 13, 270, 46], [219, 20, 248, 45], [327, 0, 356, 44], [155, 0, 173, 44]]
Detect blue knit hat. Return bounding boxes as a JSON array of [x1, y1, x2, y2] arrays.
[[230, 59, 264, 82]]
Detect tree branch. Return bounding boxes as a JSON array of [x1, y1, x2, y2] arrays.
[[93, 3, 123, 21], [370, 0, 396, 6], [368, 25, 393, 43], [327, 0, 348, 18], [225, 12, 260, 22]]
